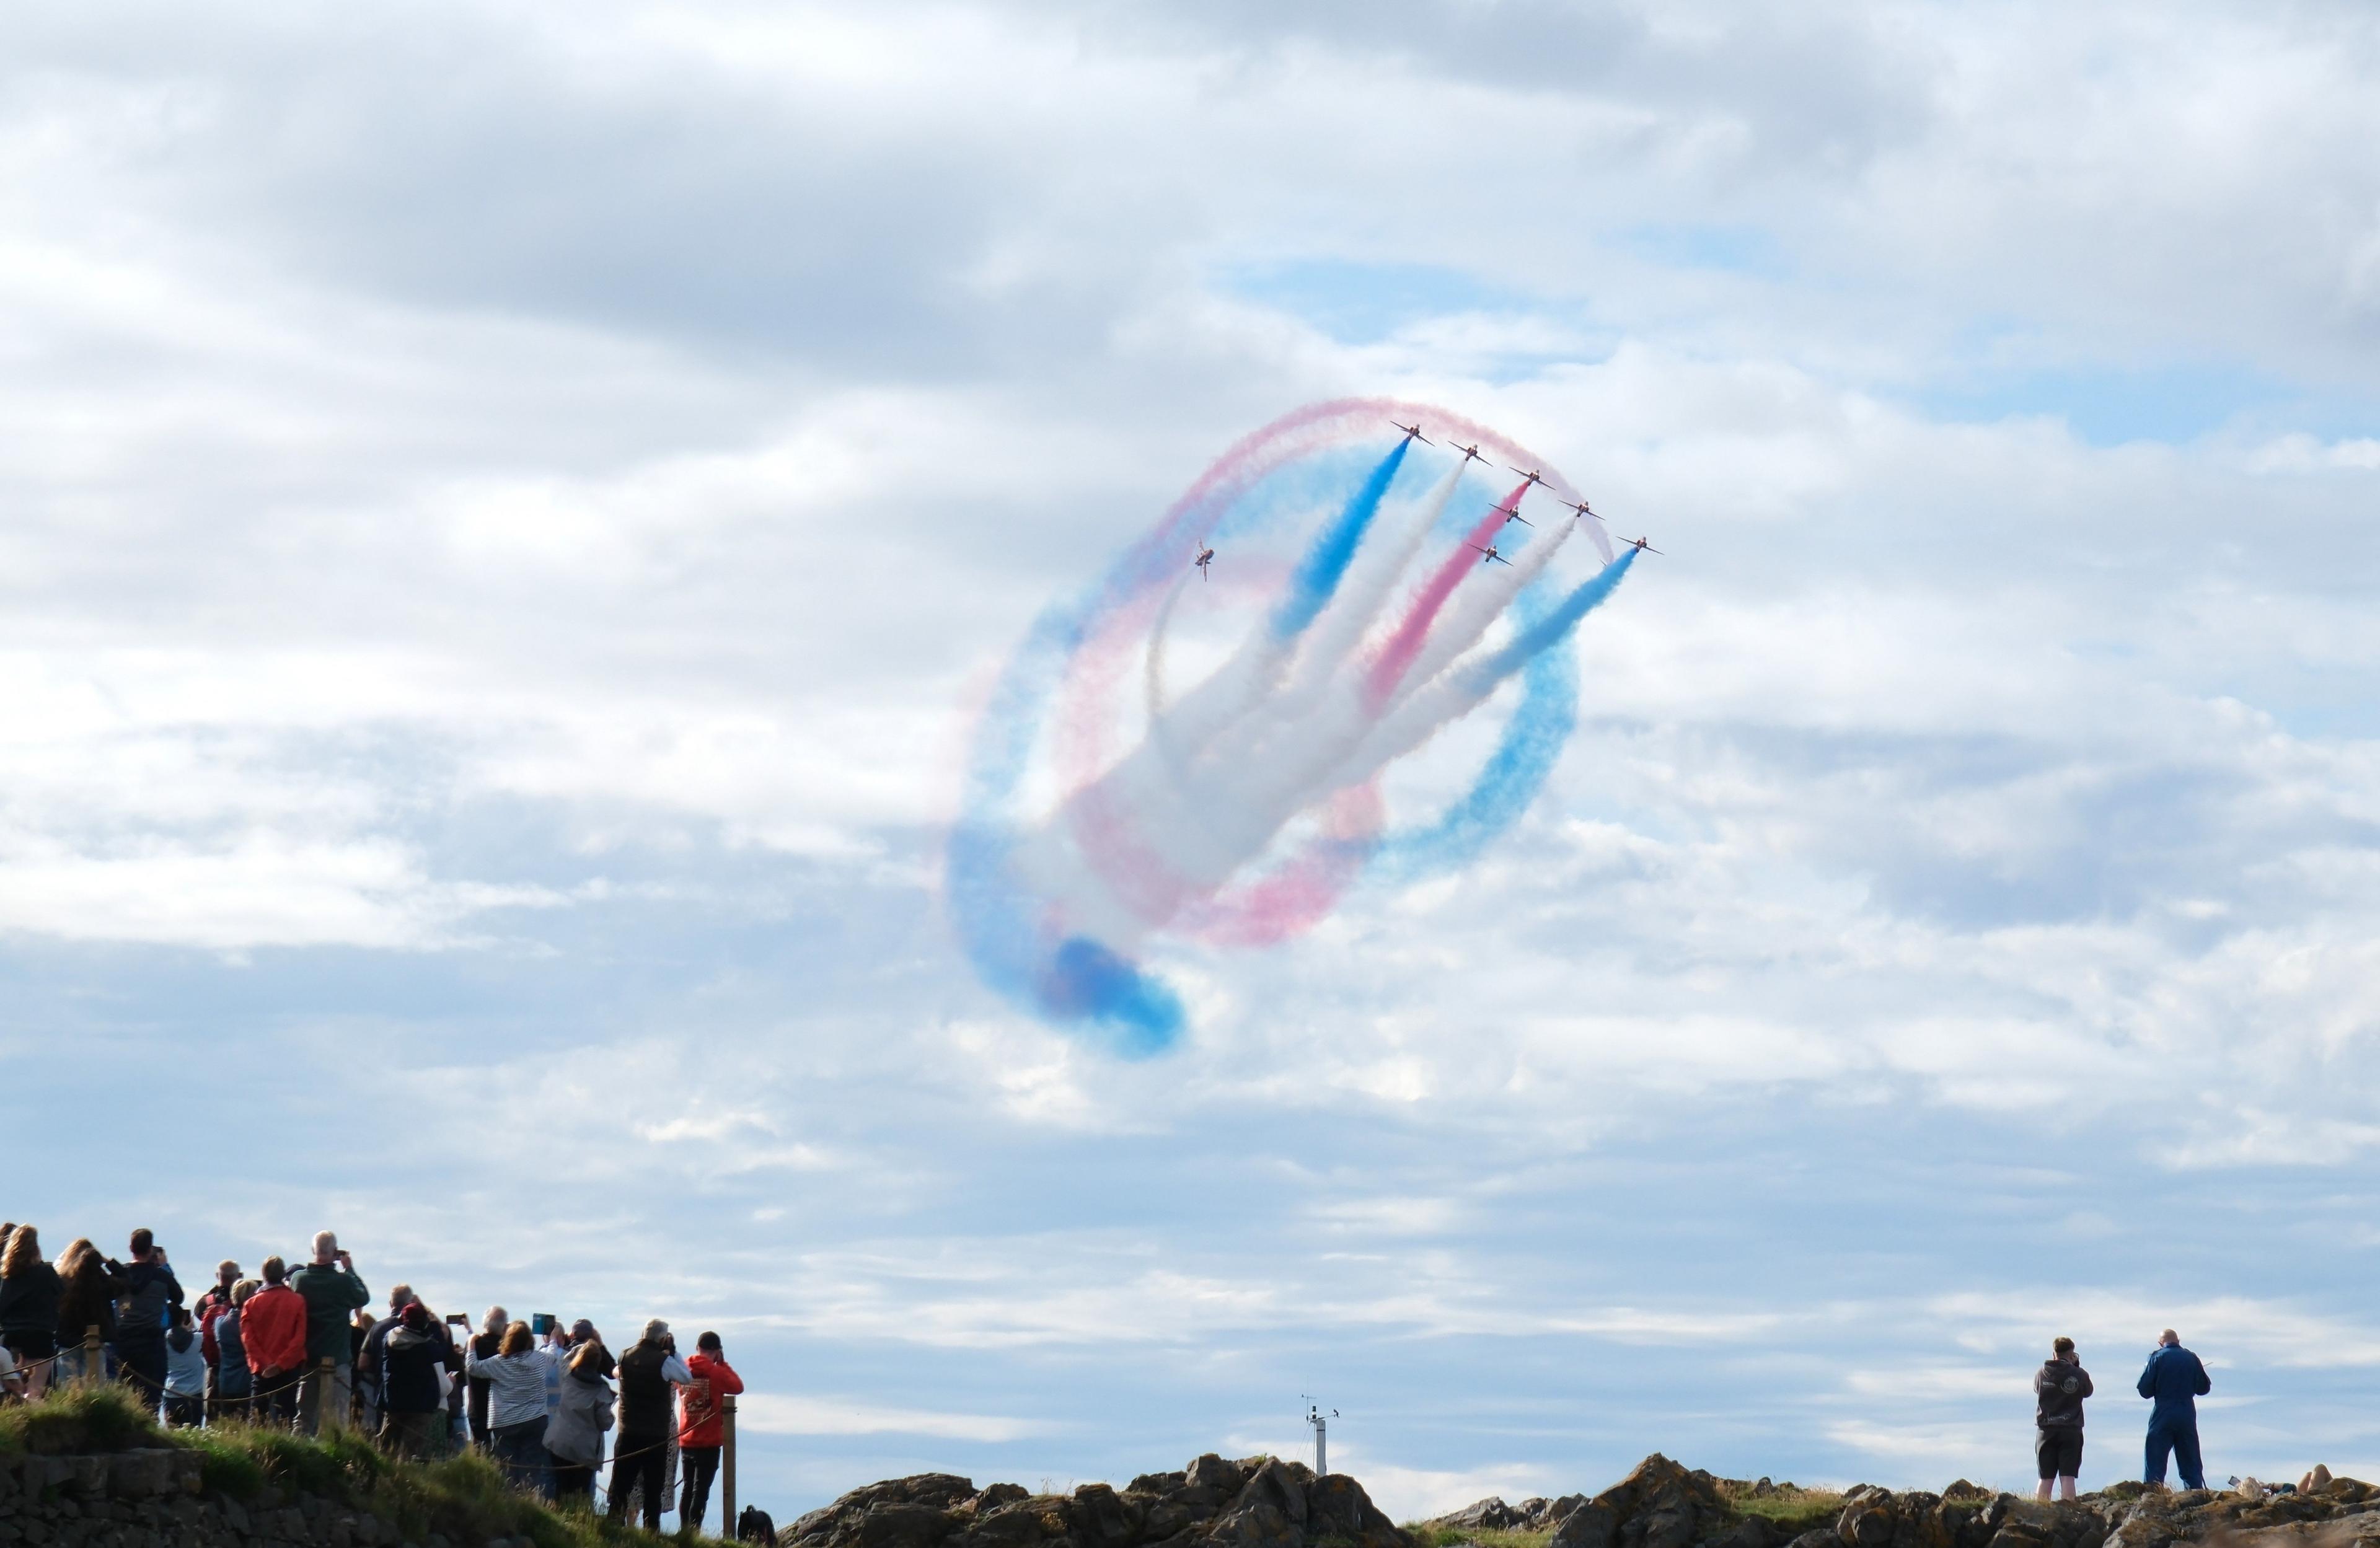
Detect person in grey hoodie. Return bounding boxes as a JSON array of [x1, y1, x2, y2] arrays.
[[2035, 1336, 2094, 1500], [544, 1341, 617, 1505]]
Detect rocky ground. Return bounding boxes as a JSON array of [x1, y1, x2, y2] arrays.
[[779, 1454, 1404, 1548], [1422, 1456, 2380, 1548], [774, 1452, 2380, 1548]]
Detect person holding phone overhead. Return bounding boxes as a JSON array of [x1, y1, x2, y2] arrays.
[[293, 1231, 369, 1435], [607, 1319, 695, 1533]]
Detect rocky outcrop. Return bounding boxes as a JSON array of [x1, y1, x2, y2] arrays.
[[1424, 1461, 2380, 1548], [782, 1455, 1405, 1548]]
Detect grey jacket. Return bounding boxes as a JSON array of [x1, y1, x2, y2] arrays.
[[545, 1370, 615, 1466]]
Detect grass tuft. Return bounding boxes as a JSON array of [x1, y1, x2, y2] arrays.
[[1404, 1529, 1554, 1548]]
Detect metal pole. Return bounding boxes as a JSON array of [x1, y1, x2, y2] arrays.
[[1316, 1414, 1326, 1478], [721, 1393, 738, 1536]]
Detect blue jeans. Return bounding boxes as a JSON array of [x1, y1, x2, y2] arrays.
[[2146, 1417, 2205, 1489], [491, 1417, 550, 1494]]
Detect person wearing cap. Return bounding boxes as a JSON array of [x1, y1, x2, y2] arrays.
[[379, 1303, 450, 1459], [679, 1330, 746, 1532], [194, 1259, 240, 1418], [606, 1319, 694, 1532]]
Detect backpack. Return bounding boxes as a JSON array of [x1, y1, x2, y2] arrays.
[[738, 1505, 777, 1543]]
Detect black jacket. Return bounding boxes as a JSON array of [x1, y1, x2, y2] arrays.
[[2036, 1357, 2093, 1428], [382, 1324, 449, 1415], [617, 1339, 674, 1436], [0, 1259, 62, 1337], [112, 1260, 183, 1349]]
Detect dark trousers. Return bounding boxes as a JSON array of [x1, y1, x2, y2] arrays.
[[491, 1417, 550, 1494], [606, 1431, 668, 1531], [681, 1445, 722, 1530], [550, 1454, 597, 1505], [116, 1340, 167, 1404], [2146, 1417, 2205, 1490], [253, 1366, 301, 1427], [162, 1393, 204, 1428]]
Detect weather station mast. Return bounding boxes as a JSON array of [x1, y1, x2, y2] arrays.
[[1303, 1399, 1336, 1477]]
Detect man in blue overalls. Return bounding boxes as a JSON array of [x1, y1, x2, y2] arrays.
[[2138, 1329, 2213, 1489]]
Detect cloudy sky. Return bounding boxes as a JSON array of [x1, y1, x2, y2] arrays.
[[9, 0, 2380, 1521]]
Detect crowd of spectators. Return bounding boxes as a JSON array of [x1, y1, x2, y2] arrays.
[[0, 1221, 746, 1534]]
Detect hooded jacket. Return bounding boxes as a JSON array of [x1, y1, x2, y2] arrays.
[[2138, 1343, 2211, 1425], [547, 1365, 617, 1466], [163, 1326, 207, 1397], [240, 1284, 311, 1376], [2036, 1357, 2092, 1428], [112, 1260, 183, 1349], [382, 1321, 449, 1415], [679, 1352, 746, 1448]]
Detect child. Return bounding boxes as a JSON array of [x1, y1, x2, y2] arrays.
[[161, 1306, 208, 1427]]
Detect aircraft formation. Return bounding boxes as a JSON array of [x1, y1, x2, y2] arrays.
[[1194, 419, 1658, 580]]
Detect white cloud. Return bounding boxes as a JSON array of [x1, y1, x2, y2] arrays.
[[9, 0, 2380, 1524]]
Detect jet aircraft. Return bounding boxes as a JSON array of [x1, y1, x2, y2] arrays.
[[1452, 442, 1489, 467], [1195, 547, 1215, 579], [1465, 542, 1514, 566], [1622, 535, 1662, 555], [1390, 420, 1432, 444], [1562, 497, 1600, 521], [1509, 467, 1553, 491], [1494, 501, 1533, 527]]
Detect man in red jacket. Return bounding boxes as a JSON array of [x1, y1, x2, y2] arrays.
[[677, 1331, 746, 1532], [240, 1257, 311, 1428]]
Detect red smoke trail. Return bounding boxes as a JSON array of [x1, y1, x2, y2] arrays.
[[1362, 481, 1530, 710]]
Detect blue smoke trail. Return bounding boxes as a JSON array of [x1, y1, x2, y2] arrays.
[[1370, 550, 1634, 879], [946, 594, 1185, 1055], [1266, 439, 1409, 642], [1477, 548, 1636, 682], [1371, 581, 1575, 879]]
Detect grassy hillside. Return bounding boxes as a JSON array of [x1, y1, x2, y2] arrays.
[[0, 1383, 731, 1547]]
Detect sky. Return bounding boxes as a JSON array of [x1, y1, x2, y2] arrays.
[[7, 0, 2380, 1523]]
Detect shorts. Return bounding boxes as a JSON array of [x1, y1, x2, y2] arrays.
[[2037, 1427, 2084, 1479], [2, 1329, 58, 1362]]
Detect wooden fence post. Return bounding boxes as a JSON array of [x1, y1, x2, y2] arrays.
[[721, 1393, 738, 1537], [83, 1324, 102, 1384]]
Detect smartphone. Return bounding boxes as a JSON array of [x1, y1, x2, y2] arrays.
[[446, 1314, 469, 1327], [531, 1313, 556, 1335]]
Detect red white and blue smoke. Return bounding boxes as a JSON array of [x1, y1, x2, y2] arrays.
[[948, 399, 1637, 1053]]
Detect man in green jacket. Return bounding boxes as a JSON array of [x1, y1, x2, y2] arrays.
[[292, 1232, 369, 1435]]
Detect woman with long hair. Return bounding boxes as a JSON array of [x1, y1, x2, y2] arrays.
[[466, 1321, 556, 1495], [0, 1225, 62, 1397], [52, 1238, 123, 1383]]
